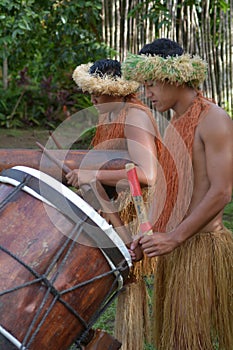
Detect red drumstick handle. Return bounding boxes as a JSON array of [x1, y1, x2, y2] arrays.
[[125, 163, 153, 235]]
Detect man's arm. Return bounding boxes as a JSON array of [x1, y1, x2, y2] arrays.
[[125, 108, 158, 186]]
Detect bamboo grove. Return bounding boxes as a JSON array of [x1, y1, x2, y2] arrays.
[[102, 0, 233, 117]]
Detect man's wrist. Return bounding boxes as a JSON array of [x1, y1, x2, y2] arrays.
[[169, 229, 184, 247]]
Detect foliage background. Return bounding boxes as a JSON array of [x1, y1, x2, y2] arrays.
[[0, 0, 111, 128], [0, 0, 232, 130]]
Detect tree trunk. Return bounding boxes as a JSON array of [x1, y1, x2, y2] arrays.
[[3, 57, 8, 90]]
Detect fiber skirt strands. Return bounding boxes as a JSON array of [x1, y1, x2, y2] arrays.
[[153, 228, 233, 350]]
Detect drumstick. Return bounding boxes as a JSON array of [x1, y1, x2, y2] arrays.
[[36, 142, 132, 244], [125, 163, 153, 235], [49, 131, 63, 149], [88, 180, 132, 243], [36, 142, 71, 174]]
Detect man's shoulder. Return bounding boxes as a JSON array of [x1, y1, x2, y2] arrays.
[[197, 102, 233, 141], [199, 102, 232, 127], [126, 105, 157, 128]]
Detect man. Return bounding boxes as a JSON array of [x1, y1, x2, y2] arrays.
[[123, 38, 233, 349], [66, 59, 159, 194], [66, 59, 162, 350]]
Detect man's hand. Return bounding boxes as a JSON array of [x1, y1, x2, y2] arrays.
[[131, 231, 180, 257], [66, 169, 79, 187], [66, 169, 98, 188], [128, 238, 143, 261]]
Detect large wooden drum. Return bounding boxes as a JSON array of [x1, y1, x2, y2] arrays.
[[0, 166, 131, 350]]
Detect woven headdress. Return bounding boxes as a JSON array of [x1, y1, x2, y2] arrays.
[[122, 53, 208, 87], [73, 62, 139, 96]]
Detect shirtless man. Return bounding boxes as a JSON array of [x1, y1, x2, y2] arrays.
[[123, 38, 233, 349]]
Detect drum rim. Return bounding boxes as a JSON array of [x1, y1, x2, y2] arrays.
[[0, 166, 132, 270], [0, 325, 26, 349]]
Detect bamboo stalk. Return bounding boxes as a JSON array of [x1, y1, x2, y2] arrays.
[[101, 0, 232, 117]]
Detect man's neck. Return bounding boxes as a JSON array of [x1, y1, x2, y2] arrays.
[[110, 101, 125, 120], [173, 87, 198, 117]]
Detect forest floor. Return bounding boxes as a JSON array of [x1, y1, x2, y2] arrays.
[[0, 128, 51, 149]]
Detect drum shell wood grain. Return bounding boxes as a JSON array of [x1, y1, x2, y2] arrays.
[[0, 183, 126, 350]]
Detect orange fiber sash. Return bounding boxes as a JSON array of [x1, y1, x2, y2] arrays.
[[152, 92, 210, 232], [91, 99, 162, 155]]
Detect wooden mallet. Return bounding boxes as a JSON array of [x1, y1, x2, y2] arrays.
[[125, 163, 153, 236]]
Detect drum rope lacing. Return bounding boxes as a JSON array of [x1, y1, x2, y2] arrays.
[[74, 287, 124, 349], [0, 174, 129, 350], [0, 174, 31, 211]]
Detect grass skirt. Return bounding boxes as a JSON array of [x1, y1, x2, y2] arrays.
[[114, 278, 151, 350], [153, 227, 233, 350], [114, 187, 156, 350]]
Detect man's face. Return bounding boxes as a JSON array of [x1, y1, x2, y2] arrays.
[[145, 80, 179, 112], [90, 94, 123, 114]]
